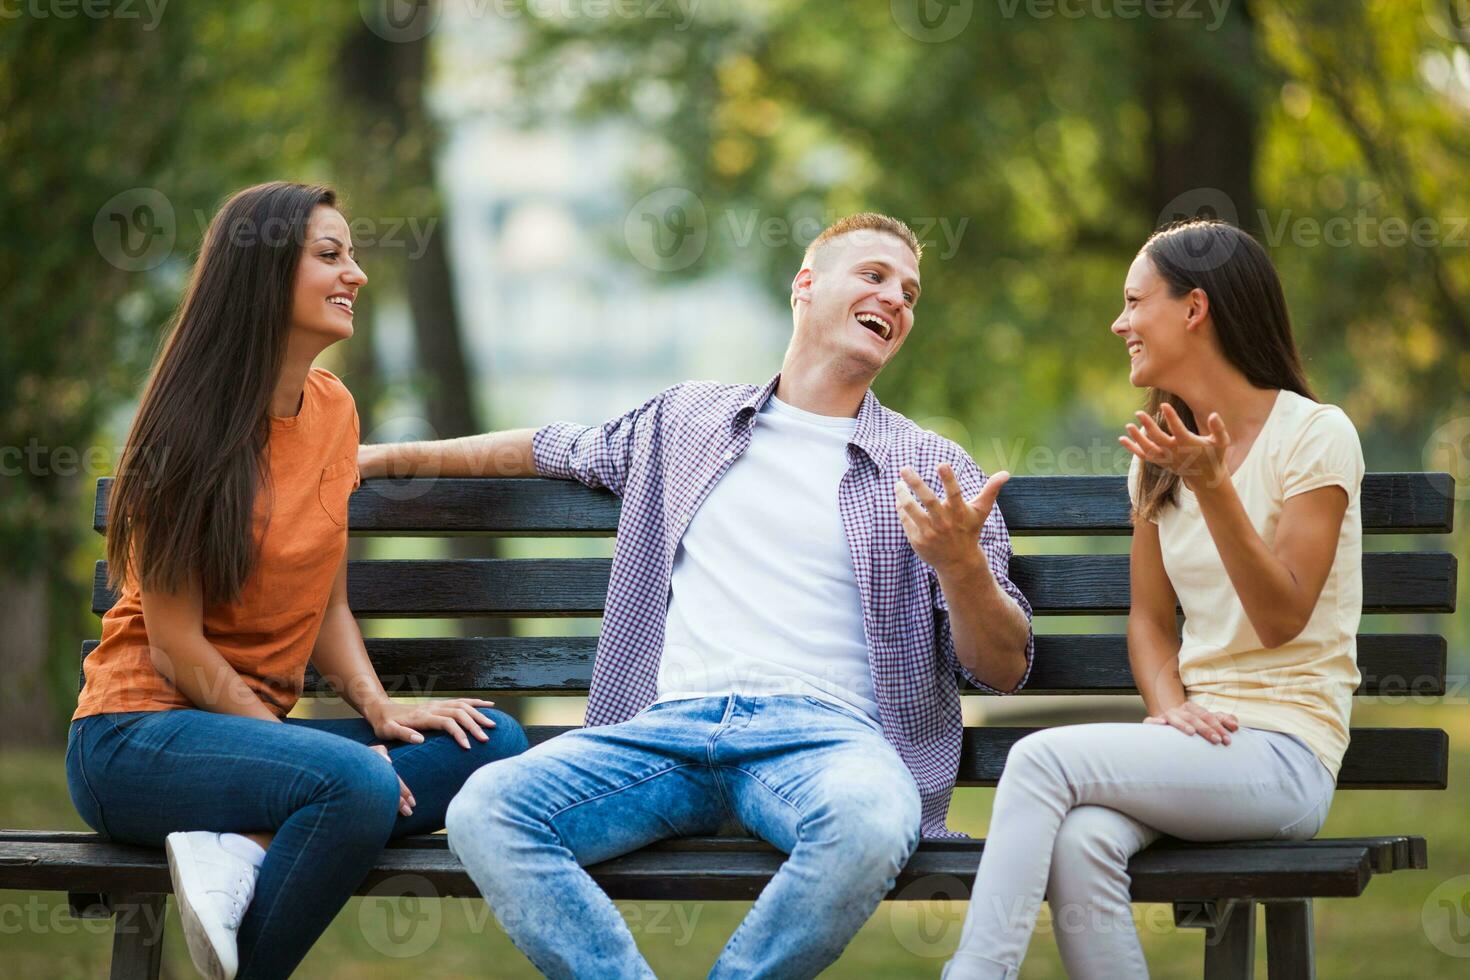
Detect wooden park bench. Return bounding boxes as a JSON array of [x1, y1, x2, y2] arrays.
[[0, 470, 1454, 978]]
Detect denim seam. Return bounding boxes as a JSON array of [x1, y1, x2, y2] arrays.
[[67, 725, 111, 839], [240, 793, 332, 962], [720, 765, 805, 819], [705, 696, 739, 818], [543, 762, 707, 826]]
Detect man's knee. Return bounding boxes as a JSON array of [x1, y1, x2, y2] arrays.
[[819, 778, 922, 868], [445, 758, 521, 846]]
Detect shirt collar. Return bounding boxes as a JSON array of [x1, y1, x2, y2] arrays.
[[731, 373, 890, 462]]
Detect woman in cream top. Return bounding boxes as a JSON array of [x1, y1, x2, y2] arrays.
[[945, 220, 1362, 980]]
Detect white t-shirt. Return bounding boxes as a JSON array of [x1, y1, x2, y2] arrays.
[[656, 395, 880, 723], [1129, 390, 1364, 778]]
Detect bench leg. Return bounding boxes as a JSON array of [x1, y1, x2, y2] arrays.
[[1203, 899, 1256, 980], [108, 893, 166, 980], [1265, 900, 1315, 980]]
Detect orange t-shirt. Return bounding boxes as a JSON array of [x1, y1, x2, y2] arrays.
[[74, 368, 360, 721]]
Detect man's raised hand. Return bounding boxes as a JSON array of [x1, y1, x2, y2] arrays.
[[895, 463, 1010, 574]]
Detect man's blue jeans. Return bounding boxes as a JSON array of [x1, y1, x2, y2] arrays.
[[445, 694, 923, 979], [65, 707, 528, 979]]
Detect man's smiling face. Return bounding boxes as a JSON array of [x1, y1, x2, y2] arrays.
[[791, 229, 921, 380]]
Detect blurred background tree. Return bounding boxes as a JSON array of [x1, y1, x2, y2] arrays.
[[0, 1, 482, 743]]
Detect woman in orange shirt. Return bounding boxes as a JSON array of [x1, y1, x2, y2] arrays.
[[66, 182, 527, 980]]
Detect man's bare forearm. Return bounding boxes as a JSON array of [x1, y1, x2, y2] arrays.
[[358, 428, 539, 479], [936, 553, 1032, 693]]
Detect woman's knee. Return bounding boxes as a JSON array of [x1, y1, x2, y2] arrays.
[[327, 744, 403, 830], [1052, 807, 1135, 871], [471, 708, 530, 759]]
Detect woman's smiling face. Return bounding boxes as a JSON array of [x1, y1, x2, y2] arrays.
[[1111, 251, 1197, 390], [290, 205, 367, 342]]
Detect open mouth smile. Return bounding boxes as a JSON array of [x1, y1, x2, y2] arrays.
[[855, 311, 893, 341]]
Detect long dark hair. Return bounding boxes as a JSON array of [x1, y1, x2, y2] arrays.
[[1134, 220, 1316, 521], [107, 181, 338, 603]]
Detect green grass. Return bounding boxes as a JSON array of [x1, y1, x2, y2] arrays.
[[3, 702, 1465, 978]]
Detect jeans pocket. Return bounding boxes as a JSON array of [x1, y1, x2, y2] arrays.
[[799, 695, 881, 732]]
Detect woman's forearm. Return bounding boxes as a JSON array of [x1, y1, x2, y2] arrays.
[[1192, 481, 1308, 648], [359, 428, 538, 479], [148, 635, 280, 722], [1128, 616, 1185, 716], [310, 602, 394, 725]]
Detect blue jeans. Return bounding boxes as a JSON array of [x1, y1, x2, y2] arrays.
[[66, 707, 528, 979], [445, 694, 923, 979]]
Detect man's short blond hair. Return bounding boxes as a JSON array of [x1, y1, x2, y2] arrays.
[[802, 212, 923, 268]]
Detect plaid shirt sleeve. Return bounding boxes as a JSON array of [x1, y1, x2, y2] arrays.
[[532, 387, 677, 497], [930, 453, 1035, 694]]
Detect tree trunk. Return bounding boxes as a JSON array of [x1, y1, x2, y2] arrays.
[[1144, 3, 1262, 235], [0, 568, 60, 748], [339, 8, 509, 650]]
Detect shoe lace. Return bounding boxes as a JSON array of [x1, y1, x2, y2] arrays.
[[210, 867, 253, 931]]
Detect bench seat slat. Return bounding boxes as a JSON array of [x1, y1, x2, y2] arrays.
[[90, 552, 1459, 617], [93, 473, 1456, 536], [0, 833, 1410, 902]]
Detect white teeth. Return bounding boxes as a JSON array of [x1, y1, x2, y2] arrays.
[[1128, 342, 1143, 358], [856, 313, 891, 340], [328, 296, 353, 311]]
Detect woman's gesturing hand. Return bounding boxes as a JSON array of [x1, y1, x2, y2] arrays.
[[1144, 701, 1239, 745], [1120, 402, 1231, 493], [366, 697, 498, 750], [368, 744, 416, 817]]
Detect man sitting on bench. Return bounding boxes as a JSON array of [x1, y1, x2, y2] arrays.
[[357, 212, 1034, 978]]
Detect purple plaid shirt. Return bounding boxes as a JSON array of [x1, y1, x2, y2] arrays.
[[533, 374, 1034, 837]]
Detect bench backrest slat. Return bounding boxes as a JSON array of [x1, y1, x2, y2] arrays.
[[93, 473, 1457, 537], [76, 632, 1447, 697], [90, 551, 1461, 617]]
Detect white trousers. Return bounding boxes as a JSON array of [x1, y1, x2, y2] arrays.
[[943, 723, 1335, 979]]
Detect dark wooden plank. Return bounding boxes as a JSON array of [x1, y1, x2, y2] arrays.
[[88, 552, 1461, 617], [84, 632, 1442, 698], [3, 829, 1428, 874], [1204, 900, 1257, 980], [949, 725, 1447, 790], [0, 834, 1384, 903], [1265, 900, 1316, 980], [106, 892, 166, 980], [93, 472, 1457, 537], [510, 725, 1449, 790]]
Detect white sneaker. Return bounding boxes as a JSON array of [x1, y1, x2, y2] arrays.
[[165, 831, 261, 980]]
